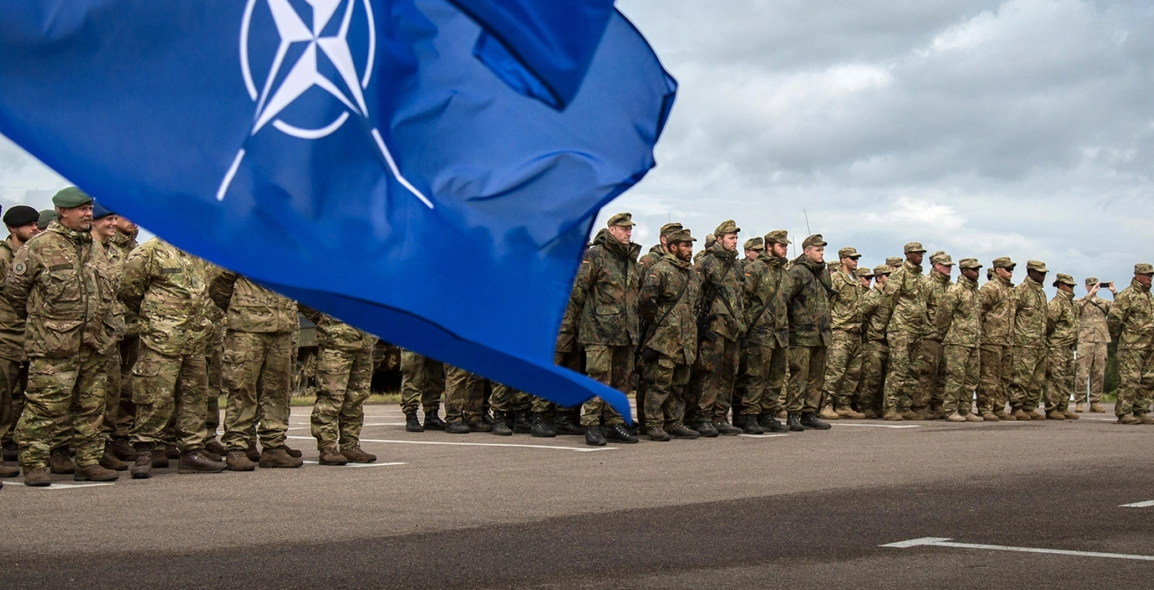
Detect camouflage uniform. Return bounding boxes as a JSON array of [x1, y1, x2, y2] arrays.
[[443, 365, 485, 423], [632, 224, 681, 427], [7, 220, 117, 471], [300, 308, 378, 451], [108, 228, 140, 443], [209, 270, 297, 451], [204, 300, 226, 441], [639, 251, 700, 430], [857, 266, 895, 415], [822, 258, 865, 413], [687, 229, 745, 427], [95, 236, 128, 448], [1074, 284, 1111, 405], [978, 260, 1015, 416], [1008, 265, 1048, 413], [916, 261, 953, 414], [400, 350, 443, 416], [1043, 278, 1078, 414], [881, 250, 928, 415], [0, 236, 29, 450], [784, 242, 834, 415], [740, 240, 791, 419], [489, 383, 550, 415], [940, 266, 981, 416], [1107, 270, 1154, 419], [119, 239, 213, 452]]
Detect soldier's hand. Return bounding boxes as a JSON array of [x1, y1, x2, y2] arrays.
[[1108, 282, 1117, 294], [1089, 283, 1100, 296]]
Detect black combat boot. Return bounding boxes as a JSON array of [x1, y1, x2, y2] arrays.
[[445, 420, 470, 434], [732, 413, 746, 429], [423, 410, 447, 430], [786, 412, 805, 432], [405, 411, 424, 432], [694, 421, 719, 438], [530, 412, 556, 438], [714, 421, 743, 436], [800, 412, 832, 430], [490, 411, 513, 436], [466, 418, 492, 433], [742, 417, 765, 434], [481, 411, 495, 426], [603, 423, 638, 444], [759, 413, 789, 433], [2, 440, 17, 462], [584, 425, 606, 447], [131, 443, 153, 479], [554, 413, 583, 435], [512, 411, 532, 434]]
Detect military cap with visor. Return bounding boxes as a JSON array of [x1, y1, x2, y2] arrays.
[[838, 247, 861, 259], [1052, 273, 1076, 287], [885, 257, 903, 267], [1085, 277, 1098, 285], [606, 212, 635, 228], [1135, 263, 1154, 275], [873, 265, 892, 276], [763, 230, 790, 245], [992, 256, 1016, 269], [713, 220, 740, 236], [930, 252, 954, 266], [958, 258, 982, 270], [855, 267, 874, 278], [743, 237, 764, 252], [667, 229, 696, 244], [3, 205, 39, 228], [1026, 260, 1048, 273], [802, 234, 827, 248], [52, 186, 93, 209], [903, 242, 927, 254], [659, 222, 683, 238]]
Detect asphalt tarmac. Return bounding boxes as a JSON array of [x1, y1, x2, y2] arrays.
[[3, 403, 1153, 589]]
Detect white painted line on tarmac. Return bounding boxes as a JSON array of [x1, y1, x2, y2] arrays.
[[1120, 500, 1154, 508], [738, 434, 789, 438], [833, 423, 921, 429], [882, 537, 1154, 562], [288, 435, 616, 453], [289, 423, 404, 431], [18, 482, 115, 490], [301, 461, 406, 468]]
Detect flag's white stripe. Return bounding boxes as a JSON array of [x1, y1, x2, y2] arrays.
[[216, 149, 246, 201], [371, 128, 434, 209]]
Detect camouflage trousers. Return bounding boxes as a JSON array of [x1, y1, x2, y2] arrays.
[[787, 345, 826, 414], [741, 341, 787, 416], [857, 340, 888, 414], [444, 365, 485, 423], [686, 337, 739, 425], [551, 349, 580, 421], [1009, 346, 1046, 412], [1114, 347, 1154, 417], [580, 344, 630, 426], [1043, 346, 1074, 413], [942, 345, 979, 416], [644, 353, 690, 430], [914, 339, 945, 412], [205, 323, 224, 439], [311, 344, 373, 451], [101, 343, 122, 443], [221, 330, 293, 451], [16, 347, 108, 470], [977, 344, 1011, 414], [1075, 342, 1108, 404], [129, 344, 209, 452], [0, 356, 27, 446], [490, 383, 550, 414], [822, 330, 862, 410], [882, 332, 920, 414], [112, 335, 139, 440], [400, 350, 443, 415]]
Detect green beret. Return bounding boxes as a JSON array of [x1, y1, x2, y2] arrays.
[[37, 209, 57, 230], [52, 187, 93, 209]]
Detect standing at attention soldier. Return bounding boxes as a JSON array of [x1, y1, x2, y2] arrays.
[[1108, 264, 1154, 425], [821, 246, 866, 420], [783, 234, 834, 431], [0, 205, 40, 479], [1008, 260, 1050, 420], [1043, 273, 1080, 420], [1074, 277, 1113, 413], [978, 257, 1016, 421]]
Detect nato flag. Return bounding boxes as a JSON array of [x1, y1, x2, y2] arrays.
[[0, 0, 676, 418]]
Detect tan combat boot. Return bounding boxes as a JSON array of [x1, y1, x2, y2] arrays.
[[1090, 403, 1106, 413], [819, 406, 840, 420], [1012, 409, 1032, 421], [900, 410, 920, 420], [1031, 411, 1047, 420], [994, 410, 1015, 421], [883, 412, 904, 421], [1062, 409, 1079, 420], [836, 407, 866, 419], [1118, 414, 1141, 425], [341, 446, 377, 463], [862, 408, 879, 419], [1074, 402, 1084, 413], [1137, 413, 1154, 425], [965, 413, 984, 422], [225, 450, 256, 471], [1045, 410, 1065, 420], [981, 411, 999, 421], [946, 412, 966, 422]]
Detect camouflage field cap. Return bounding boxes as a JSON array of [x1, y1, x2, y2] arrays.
[[1052, 273, 1076, 287], [607, 212, 635, 228], [838, 247, 861, 259], [802, 234, 827, 248], [37, 209, 56, 230], [703, 233, 716, 246], [714, 220, 740, 236], [52, 186, 93, 209], [1026, 260, 1048, 273], [827, 261, 840, 271], [873, 265, 892, 276], [885, 256, 903, 267], [743, 237, 764, 252], [958, 258, 982, 270], [992, 256, 1016, 269], [667, 229, 696, 243], [903, 242, 927, 254], [930, 252, 954, 266], [764, 230, 790, 245], [1135, 263, 1154, 275], [987, 268, 995, 280], [1085, 277, 1098, 285], [856, 267, 873, 278]]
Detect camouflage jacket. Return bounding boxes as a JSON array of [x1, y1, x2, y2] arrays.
[[1046, 289, 1078, 350], [829, 268, 865, 333], [555, 280, 582, 355], [979, 275, 1014, 346], [742, 254, 790, 348], [5, 220, 117, 357], [1075, 295, 1111, 344], [1108, 279, 1154, 350], [119, 239, 213, 356], [942, 274, 981, 347], [95, 240, 126, 344], [109, 228, 140, 337], [571, 235, 640, 347], [861, 285, 895, 343], [640, 255, 700, 365], [637, 245, 664, 275], [785, 255, 833, 348], [208, 269, 297, 334], [694, 243, 746, 342], [923, 269, 953, 341], [1012, 277, 1047, 349], [884, 260, 927, 337], [300, 306, 378, 353], [0, 238, 26, 361]]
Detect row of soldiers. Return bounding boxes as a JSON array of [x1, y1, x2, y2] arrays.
[[400, 213, 1154, 445], [0, 188, 384, 489]]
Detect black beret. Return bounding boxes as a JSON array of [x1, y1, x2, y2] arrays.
[[3, 205, 39, 227]]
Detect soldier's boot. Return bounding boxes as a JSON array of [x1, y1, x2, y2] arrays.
[[1090, 403, 1106, 413], [554, 414, 584, 436], [883, 412, 904, 421], [946, 412, 966, 422], [669, 425, 701, 439], [900, 410, 921, 420], [165, 444, 180, 460], [994, 410, 1015, 421], [530, 413, 556, 438], [819, 405, 840, 420], [714, 421, 743, 436], [835, 406, 866, 419], [917, 409, 936, 420], [423, 410, 447, 430], [445, 420, 470, 434], [405, 411, 424, 433], [1031, 410, 1047, 420], [862, 408, 879, 419], [512, 411, 532, 434], [0, 461, 20, 478], [49, 449, 76, 475], [981, 411, 999, 421], [202, 448, 223, 463], [99, 448, 127, 472], [466, 418, 492, 433], [965, 413, 984, 422], [342, 446, 377, 463], [480, 411, 495, 426], [647, 427, 672, 442], [1045, 410, 1066, 420], [2, 440, 17, 461], [490, 411, 513, 436], [319, 446, 349, 465], [732, 413, 745, 429], [694, 421, 719, 438], [604, 423, 639, 444], [1074, 402, 1084, 413], [204, 439, 226, 456], [23, 466, 51, 487], [225, 450, 256, 471], [131, 443, 153, 479], [177, 450, 227, 474], [259, 446, 305, 468], [776, 410, 788, 420], [1062, 409, 1079, 420], [109, 438, 135, 462], [1117, 414, 1141, 425], [786, 413, 805, 432], [282, 444, 303, 459], [244, 443, 261, 463], [800, 413, 832, 430], [1012, 409, 1032, 421], [742, 418, 765, 435], [584, 425, 606, 447], [1136, 413, 1154, 425], [74, 464, 119, 482], [150, 449, 170, 469], [759, 413, 788, 433]]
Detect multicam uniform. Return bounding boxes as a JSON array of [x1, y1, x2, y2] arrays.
[[300, 308, 378, 452], [400, 350, 444, 418], [108, 228, 140, 445], [1074, 290, 1111, 406], [0, 236, 29, 451], [940, 271, 981, 417], [1043, 285, 1078, 415], [857, 267, 895, 415], [823, 266, 865, 413], [1107, 276, 1154, 421], [978, 266, 1015, 417], [881, 259, 927, 415], [1008, 273, 1048, 414], [916, 266, 952, 414]]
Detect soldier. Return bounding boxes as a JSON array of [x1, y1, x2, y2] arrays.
[[693, 234, 715, 265], [298, 308, 378, 464], [916, 251, 954, 419], [739, 230, 792, 433], [442, 366, 490, 433], [36, 209, 55, 230], [743, 237, 763, 266], [489, 383, 555, 437], [858, 265, 893, 418], [857, 267, 873, 289], [940, 258, 983, 422], [203, 288, 227, 455], [1107, 263, 1154, 425], [107, 215, 141, 462], [7, 188, 120, 486], [732, 235, 765, 422], [209, 269, 303, 470], [89, 203, 129, 472], [120, 239, 224, 477], [880, 242, 928, 421], [1008, 260, 1049, 420], [885, 257, 903, 269], [821, 247, 866, 420], [686, 220, 745, 436], [639, 223, 683, 275], [1043, 274, 1080, 420], [400, 351, 446, 432], [0, 205, 39, 478], [550, 280, 586, 436], [978, 257, 1016, 421], [783, 234, 834, 430], [1074, 277, 1113, 413], [639, 228, 701, 440]]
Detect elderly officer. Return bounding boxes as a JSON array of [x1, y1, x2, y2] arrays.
[[1107, 263, 1154, 424], [1074, 277, 1114, 412]]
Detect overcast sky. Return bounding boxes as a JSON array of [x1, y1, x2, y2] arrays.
[[2, 0, 1152, 296]]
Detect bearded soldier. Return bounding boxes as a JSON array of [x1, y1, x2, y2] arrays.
[[0, 206, 39, 478], [739, 230, 792, 433], [783, 234, 834, 431]]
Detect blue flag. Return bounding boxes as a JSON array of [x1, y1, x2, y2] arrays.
[[0, 1, 676, 417]]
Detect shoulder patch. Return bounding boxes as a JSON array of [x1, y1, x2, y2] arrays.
[[13, 261, 26, 276]]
